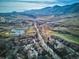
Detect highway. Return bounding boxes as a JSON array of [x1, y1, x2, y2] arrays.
[[34, 22, 79, 59], [34, 22, 61, 59]]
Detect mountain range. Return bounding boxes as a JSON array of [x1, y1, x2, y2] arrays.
[[0, 3, 79, 17]]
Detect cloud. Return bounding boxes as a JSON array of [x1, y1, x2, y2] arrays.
[[0, 0, 79, 5], [0, 2, 55, 13], [20, 1, 55, 4], [56, 0, 79, 4], [0, 0, 79, 13]]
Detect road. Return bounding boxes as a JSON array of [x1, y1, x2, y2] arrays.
[[34, 22, 79, 59], [34, 22, 61, 59]]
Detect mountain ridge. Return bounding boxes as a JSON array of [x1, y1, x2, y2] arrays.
[[0, 3, 79, 17]]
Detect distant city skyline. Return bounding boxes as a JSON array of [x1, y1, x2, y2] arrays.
[[0, 0, 79, 13]]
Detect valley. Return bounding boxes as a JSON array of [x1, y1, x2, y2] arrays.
[[0, 2, 79, 59]]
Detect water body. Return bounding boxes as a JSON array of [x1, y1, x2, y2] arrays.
[[11, 29, 25, 36]]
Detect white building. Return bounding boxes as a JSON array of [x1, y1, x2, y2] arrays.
[[0, 17, 6, 22]]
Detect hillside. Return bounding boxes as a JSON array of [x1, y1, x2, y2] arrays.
[[0, 3, 79, 17]]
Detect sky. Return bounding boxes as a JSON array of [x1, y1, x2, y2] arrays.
[[0, 0, 79, 13]]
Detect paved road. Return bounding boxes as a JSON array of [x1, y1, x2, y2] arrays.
[[34, 22, 79, 59], [34, 22, 61, 59]]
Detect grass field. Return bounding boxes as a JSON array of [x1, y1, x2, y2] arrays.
[[52, 31, 79, 44], [51, 16, 79, 44]]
